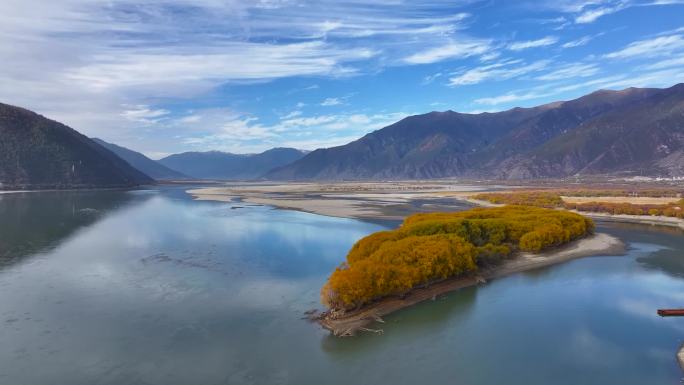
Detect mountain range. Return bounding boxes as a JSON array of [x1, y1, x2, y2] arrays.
[[0, 103, 153, 189], [158, 148, 307, 180], [92, 138, 189, 180], [267, 83, 684, 180], [2, 83, 683, 189], [0, 100, 306, 188]]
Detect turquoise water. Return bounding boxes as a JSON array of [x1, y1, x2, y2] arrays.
[[0, 187, 683, 384]]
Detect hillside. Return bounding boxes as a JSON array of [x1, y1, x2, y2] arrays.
[[498, 84, 684, 178], [0, 103, 153, 189], [159, 148, 306, 180], [92, 138, 188, 180], [266, 83, 684, 180]]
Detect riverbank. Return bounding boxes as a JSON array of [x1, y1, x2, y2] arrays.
[[318, 233, 625, 336], [188, 182, 495, 220], [189, 184, 684, 230], [569, 211, 684, 230]]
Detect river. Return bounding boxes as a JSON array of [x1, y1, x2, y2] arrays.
[[0, 187, 683, 384]]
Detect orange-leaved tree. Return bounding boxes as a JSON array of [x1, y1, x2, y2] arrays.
[[321, 206, 593, 310]]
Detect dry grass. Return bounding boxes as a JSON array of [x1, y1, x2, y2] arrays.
[[560, 196, 680, 205]]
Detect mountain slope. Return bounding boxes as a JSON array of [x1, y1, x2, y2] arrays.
[[266, 83, 684, 180], [92, 138, 188, 180], [498, 84, 684, 178], [159, 147, 306, 180], [266, 107, 552, 180], [0, 103, 154, 189]]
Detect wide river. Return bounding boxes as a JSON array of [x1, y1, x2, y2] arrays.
[[1, 187, 684, 384]]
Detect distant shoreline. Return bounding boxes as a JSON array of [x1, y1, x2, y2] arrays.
[[0, 185, 154, 194], [318, 233, 625, 336], [189, 185, 684, 231], [188, 183, 494, 220], [571, 211, 684, 231]]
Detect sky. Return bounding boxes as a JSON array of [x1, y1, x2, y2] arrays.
[[1, 0, 684, 159]]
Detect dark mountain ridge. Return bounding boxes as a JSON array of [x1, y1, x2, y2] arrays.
[[266, 83, 684, 180], [0, 103, 153, 189]]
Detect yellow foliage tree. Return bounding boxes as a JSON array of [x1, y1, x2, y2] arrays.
[[321, 206, 594, 310]]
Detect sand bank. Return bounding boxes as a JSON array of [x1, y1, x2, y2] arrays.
[[571, 211, 684, 230], [189, 184, 684, 230], [188, 183, 494, 220], [561, 196, 680, 205]]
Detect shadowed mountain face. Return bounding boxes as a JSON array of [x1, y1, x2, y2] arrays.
[[0, 103, 154, 189], [92, 138, 188, 181], [159, 148, 307, 180], [266, 83, 684, 180]]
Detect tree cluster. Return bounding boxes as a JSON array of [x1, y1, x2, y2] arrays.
[[565, 200, 684, 218], [473, 191, 564, 208], [557, 189, 682, 198], [475, 191, 684, 219], [321, 206, 593, 310]]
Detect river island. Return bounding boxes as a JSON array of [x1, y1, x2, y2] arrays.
[[313, 206, 624, 336]]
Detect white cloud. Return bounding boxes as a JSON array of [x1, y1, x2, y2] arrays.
[[0, 0, 474, 150], [121, 105, 170, 124], [68, 42, 375, 92], [403, 40, 492, 64], [421, 72, 443, 85], [552, 74, 627, 93], [185, 114, 277, 142], [536, 63, 600, 81], [562, 35, 594, 48], [546, 1, 614, 13], [475, 90, 556, 106], [575, 3, 627, 23], [448, 59, 550, 86], [164, 107, 411, 153], [480, 51, 502, 61], [281, 110, 303, 119], [585, 67, 684, 89], [508, 36, 559, 51], [320, 93, 355, 107], [321, 98, 343, 106], [2, 0, 683, 156], [605, 34, 684, 59], [547, 0, 684, 24], [276, 115, 337, 129], [642, 54, 684, 70], [476, 66, 684, 107]]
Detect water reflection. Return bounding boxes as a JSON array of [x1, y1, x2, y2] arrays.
[[321, 287, 478, 355], [0, 190, 140, 266], [605, 222, 684, 279], [0, 191, 684, 384]]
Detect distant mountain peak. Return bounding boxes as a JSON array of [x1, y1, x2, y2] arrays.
[[92, 138, 188, 181], [266, 83, 684, 180], [158, 147, 306, 180]]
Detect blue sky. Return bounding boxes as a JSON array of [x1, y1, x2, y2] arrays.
[[2, 0, 684, 158]]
